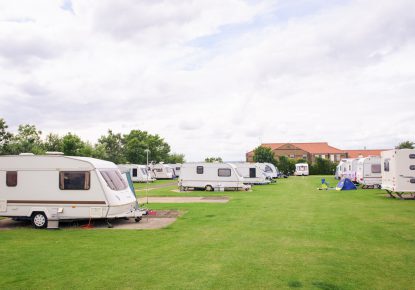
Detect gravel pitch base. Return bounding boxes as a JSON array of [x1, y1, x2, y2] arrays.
[[0, 210, 181, 230], [137, 196, 230, 204]]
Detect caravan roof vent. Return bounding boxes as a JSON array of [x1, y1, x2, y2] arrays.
[[19, 153, 35, 156], [45, 151, 64, 155]]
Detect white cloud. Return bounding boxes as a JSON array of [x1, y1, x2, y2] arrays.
[[0, 0, 414, 161]]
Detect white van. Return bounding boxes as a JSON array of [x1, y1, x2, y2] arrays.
[[148, 163, 175, 179], [118, 164, 155, 183], [356, 156, 382, 188], [179, 162, 250, 191], [231, 163, 270, 185], [294, 163, 309, 176], [382, 149, 415, 196], [0, 155, 145, 229]]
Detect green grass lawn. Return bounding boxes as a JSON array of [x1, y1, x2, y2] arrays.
[[1, 176, 415, 289]]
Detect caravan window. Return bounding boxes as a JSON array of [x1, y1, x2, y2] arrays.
[[59, 171, 90, 190], [141, 168, 147, 175], [196, 166, 204, 174], [100, 170, 128, 191], [132, 168, 138, 177], [384, 159, 390, 172], [264, 165, 272, 173], [6, 171, 17, 187], [371, 164, 381, 173], [218, 168, 231, 177]]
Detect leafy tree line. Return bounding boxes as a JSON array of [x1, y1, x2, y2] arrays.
[[0, 118, 185, 164]]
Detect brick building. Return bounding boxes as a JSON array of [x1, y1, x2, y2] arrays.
[[246, 142, 348, 163]]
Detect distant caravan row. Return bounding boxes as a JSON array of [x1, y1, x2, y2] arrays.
[[178, 162, 281, 192], [117, 163, 182, 182], [335, 149, 415, 197]]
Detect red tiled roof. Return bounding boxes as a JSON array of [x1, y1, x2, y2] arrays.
[[255, 142, 346, 154], [346, 149, 387, 158]]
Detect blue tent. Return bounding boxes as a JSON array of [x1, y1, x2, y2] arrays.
[[336, 178, 357, 191]]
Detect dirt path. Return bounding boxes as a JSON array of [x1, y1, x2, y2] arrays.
[[137, 196, 230, 203], [0, 210, 181, 230]]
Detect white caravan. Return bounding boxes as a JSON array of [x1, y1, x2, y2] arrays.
[[256, 163, 279, 179], [231, 163, 270, 185], [118, 164, 154, 183], [0, 155, 145, 229], [356, 156, 382, 188], [342, 159, 359, 182], [148, 163, 175, 179], [166, 163, 182, 177], [382, 149, 415, 197], [294, 163, 309, 176], [179, 162, 250, 191]]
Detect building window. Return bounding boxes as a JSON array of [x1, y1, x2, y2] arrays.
[[196, 166, 204, 174], [302, 154, 307, 159], [289, 154, 295, 158], [6, 171, 17, 187], [60, 171, 90, 190], [218, 168, 231, 177], [321, 154, 326, 159], [315, 155, 319, 158], [371, 164, 381, 173]]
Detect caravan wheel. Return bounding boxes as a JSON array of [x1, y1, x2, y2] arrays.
[[31, 212, 48, 229], [205, 185, 214, 192]]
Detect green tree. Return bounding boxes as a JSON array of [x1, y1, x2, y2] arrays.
[[44, 133, 63, 152], [204, 157, 223, 163], [123, 130, 170, 164], [167, 153, 185, 163], [9, 124, 45, 154], [309, 157, 336, 175], [253, 146, 276, 164], [276, 156, 296, 175], [0, 118, 13, 155], [97, 130, 126, 164], [396, 141, 414, 149], [62, 133, 85, 156]]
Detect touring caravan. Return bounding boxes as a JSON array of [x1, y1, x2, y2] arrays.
[[337, 159, 348, 179], [381, 149, 415, 197], [118, 164, 154, 183], [166, 163, 182, 177], [256, 163, 279, 179], [148, 163, 175, 179], [179, 162, 250, 191], [342, 159, 359, 182], [356, 156, 382, 188], [294, 163, 309, 176], [231, 163, 270, 185], [0, 155, 145, 229]]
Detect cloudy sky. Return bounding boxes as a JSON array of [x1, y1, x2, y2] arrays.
[[0, 0, 414, 161]]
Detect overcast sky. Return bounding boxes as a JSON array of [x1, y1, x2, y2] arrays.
[[0, 0, 414, 161]]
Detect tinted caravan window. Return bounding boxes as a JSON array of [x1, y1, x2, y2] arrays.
[[100, 170, 128, 191], [132, 168, 138, 177], [384, 159, 390, 172], [371, 164, 381, 173], [197, 166, 204, 174], [59, 171, 90, 190], [218, 168, 231, 177], [6, 171, 17, 187]]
